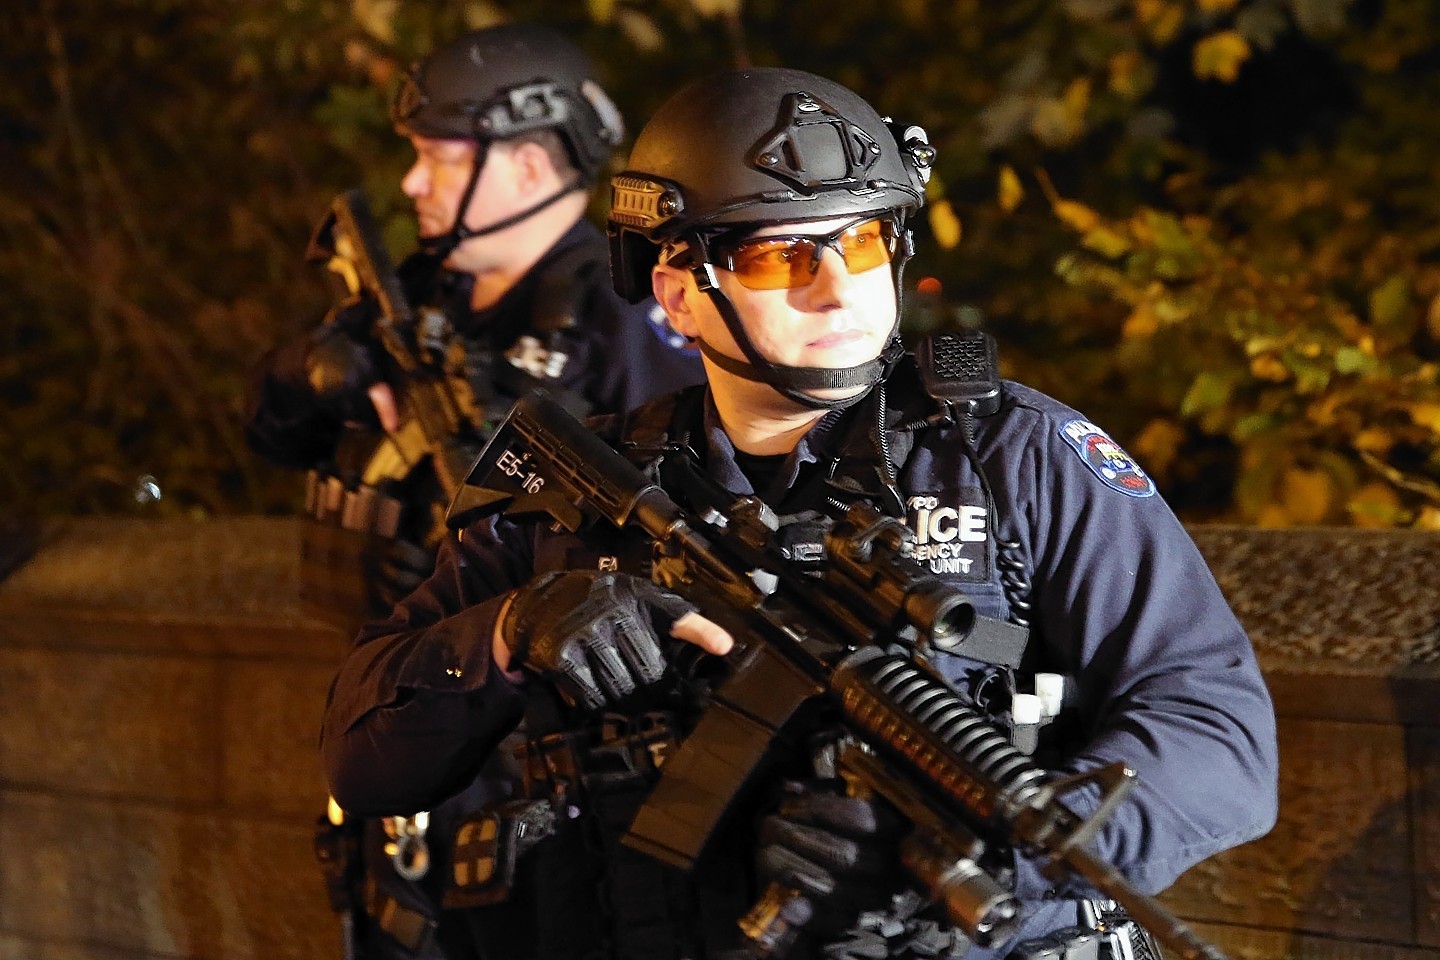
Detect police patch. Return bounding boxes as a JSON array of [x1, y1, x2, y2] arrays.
[[1059, 420, 1155, 498], [901, 488, 990, 582], [646, 302, 692, 351]]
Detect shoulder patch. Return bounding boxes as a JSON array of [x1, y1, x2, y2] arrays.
[[646, 302, 693, 351], [1058, 420, 1155, 498]]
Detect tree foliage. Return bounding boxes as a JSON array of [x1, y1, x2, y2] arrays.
[[5, 0, 1439, 527]]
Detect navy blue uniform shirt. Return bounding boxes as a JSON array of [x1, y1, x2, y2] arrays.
[[321, 367, 1279, 959]]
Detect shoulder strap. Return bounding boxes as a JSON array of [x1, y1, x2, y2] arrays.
[[812, 358, 939, 518], [529, 240, 608, 337], [616, 385, 706, 464]]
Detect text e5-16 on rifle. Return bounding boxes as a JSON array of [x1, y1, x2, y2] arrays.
[[449, 390, 1231, 960]]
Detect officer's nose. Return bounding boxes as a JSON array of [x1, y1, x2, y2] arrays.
[[400, 161, 429, 199], [801, 246, 855, 310]]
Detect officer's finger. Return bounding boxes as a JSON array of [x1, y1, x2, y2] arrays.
[[631, 580, 698, 625], [585, 626, 637, 700], [762, 816, 865, 877], [556, 654, 605, 710], [756, 843, 837, 899], [369, 381, 400, 433], [612, 611, 666, 686], [670, 612, 733, 655]]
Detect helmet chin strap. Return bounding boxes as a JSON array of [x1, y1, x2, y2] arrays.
[[686, 226, 913, 411], [694, 319, 897, 411], [417, 139, 585, 260]]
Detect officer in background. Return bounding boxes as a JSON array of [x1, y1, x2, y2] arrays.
[[244, 24, 702, 960], [319, 68, 1278, 960], [245, 23, 702, 620]]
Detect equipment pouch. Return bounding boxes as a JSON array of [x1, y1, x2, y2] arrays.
[[443, 799, 557, 909]]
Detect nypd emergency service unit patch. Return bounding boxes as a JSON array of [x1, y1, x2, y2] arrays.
[[1059, 420, 1155, 498], [901, 487, 991, 582]]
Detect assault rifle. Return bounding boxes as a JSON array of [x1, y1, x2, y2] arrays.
[[451, 390, 1229, 960], [308, 188, 483, 500]]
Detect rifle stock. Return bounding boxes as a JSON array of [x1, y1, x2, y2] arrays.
[[457, 391, 1229, 960]]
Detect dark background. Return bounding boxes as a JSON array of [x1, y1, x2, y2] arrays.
[[6, 0, 1440, 527]]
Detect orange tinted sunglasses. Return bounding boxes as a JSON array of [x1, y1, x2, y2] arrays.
[[704, 216, 899, 290]]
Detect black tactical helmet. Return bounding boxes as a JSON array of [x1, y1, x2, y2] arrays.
[[607, 67, 934, 410], [391, 23, 624, 184], [609, 67, 934, 303]]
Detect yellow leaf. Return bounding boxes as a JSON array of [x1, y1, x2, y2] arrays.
[[1062, 77, 1092, 134], [1281, 467, 1332, 525], [614, 9, 665, 52], [353, 0, 399, 43], [1082, 226, 1131, 259], [928, 199, 963, 250], [691, 0, 744, 15], [1128, 212, 1154, 246], [1193, 31, 1251, 83], [1053, 199, 1100, 233], [1347, 482, 1402, 529], [1418, 507, 1440, 531], [1122, 303, 1159, 339], [1132, 418, 1184, 477], [1255, 503, 1291, 528], [1249, 354, 1288, 382], [1147, 4, 1186, 44], [1153, 295, 1193, 324], [1369, 273, 1410, 331], [1030, 98, 1073, 147], [1108, 50, 1145, 99], [1410, 403, 1440, 433], [1244, 335, 1289, 356], [587, 0, 617, 22], [1353, 428, 1393, 453], [998, 166, 1024, 213]]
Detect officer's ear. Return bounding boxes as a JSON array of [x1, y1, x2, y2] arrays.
[[505, 139, 557, 194], [652, 262, 701, 339]]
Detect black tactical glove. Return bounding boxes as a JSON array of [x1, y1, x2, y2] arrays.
[[303, 296, 386, 425], [500, 571, 697, 709], [751, 779, 907, 951]]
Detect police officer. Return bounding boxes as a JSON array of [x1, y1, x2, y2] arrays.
[[320, 67, 1279, 960], [245, 24, 702, 960], [245, 23, 703, 619]]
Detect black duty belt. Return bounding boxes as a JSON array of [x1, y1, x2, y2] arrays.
[[443, 712, 680, 912]]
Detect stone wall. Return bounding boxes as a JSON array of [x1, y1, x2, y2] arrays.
[[0, 518, 347, 960], [0, 519, 1436, 960], [1165, 528, 1440, 960]]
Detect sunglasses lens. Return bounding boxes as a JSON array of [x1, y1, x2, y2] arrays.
[[838, 219, 893, 273], [724, 218, 895, 290], [728, 238, 819, 290]]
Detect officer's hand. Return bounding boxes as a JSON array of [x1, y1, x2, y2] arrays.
[[303, 296, 389, 426], [752, 780, 906, 947], [499, 571, 722, 709]]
